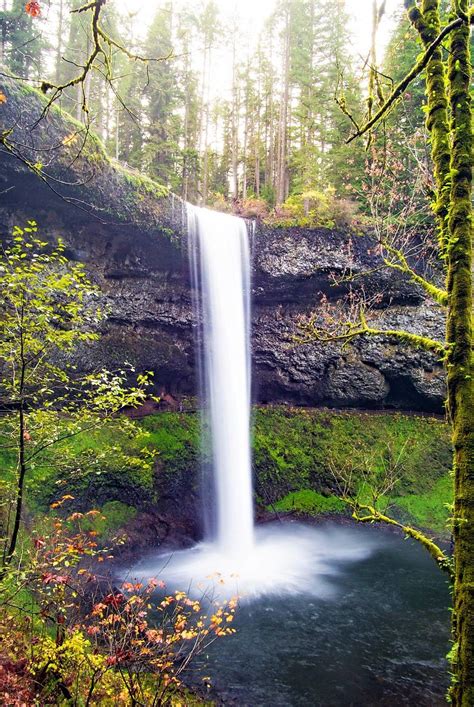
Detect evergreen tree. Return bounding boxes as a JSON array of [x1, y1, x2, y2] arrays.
[[142, 3, 182, 188]]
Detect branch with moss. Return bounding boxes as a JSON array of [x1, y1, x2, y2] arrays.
[[350, 501, 454, 580], [35, 0, 173, 125], [297, 309, 447, 356], [349, 0, 470, 254], [346, 13, 473, 145], [380, 239, 448, 306], [328, 449, 454, 581]]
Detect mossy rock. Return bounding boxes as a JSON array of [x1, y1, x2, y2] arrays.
[[270, 489, 347, 515], [1, 406, 452, 538]]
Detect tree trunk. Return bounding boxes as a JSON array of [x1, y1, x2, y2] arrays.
[[115, 103, 119, 161], [276, 6, 290, 205], [242, 67, 249, 201], [1, 0, 7, 68], [446, 4, 473, 703], [55, 0, 64, 85], [6, 359, 26, 566], [406, 0, 451, 252], [407, 1, 473, 700], [231, 36, 239, 199], [197, 42, 207, 204]]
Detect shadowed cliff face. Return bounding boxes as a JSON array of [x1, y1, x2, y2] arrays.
[[0, 74, 446, 412], [252, 227, 445, 411], [0, 197, 446, 412]]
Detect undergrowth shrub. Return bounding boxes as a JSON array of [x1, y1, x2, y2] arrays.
[[0, 498, 236, 705], [265, 188, 358, 229]]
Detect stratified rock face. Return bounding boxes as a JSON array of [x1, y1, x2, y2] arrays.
[[0, 75, 446, 412], [0, 200, 446, 412], [252, 227, 445, 411]]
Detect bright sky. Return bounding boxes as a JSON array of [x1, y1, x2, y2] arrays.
[[119, 0, 402, 106], [122, 0, 402, 59], [347, 0, 401, 58]]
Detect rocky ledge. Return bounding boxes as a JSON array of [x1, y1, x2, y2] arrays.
[[0, 74, 445, 411]]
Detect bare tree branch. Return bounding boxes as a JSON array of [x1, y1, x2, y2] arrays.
[[346, 14, 472, 144], [297, 308, 446, 356], [34, 0, 173, 126], [328, 450, 454, 580]]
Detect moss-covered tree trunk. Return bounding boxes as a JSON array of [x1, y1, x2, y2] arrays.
[[405, 2, 473, 700], [445, 2, 473, 703], [405, 0, 452, 252]]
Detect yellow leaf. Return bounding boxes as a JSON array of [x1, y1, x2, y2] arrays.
[[62, 132, 78, 146]]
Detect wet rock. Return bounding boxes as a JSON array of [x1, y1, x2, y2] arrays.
[[0, 74, 446, 412]]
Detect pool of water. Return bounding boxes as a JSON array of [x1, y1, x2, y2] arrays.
[[126, 522, 451, 706]]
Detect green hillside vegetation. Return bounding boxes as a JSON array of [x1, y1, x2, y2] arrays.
[[2, 408, 451, 539]]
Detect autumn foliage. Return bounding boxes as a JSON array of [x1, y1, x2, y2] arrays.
[[0, 498, 237, 704], [25, 1, 41, 17]]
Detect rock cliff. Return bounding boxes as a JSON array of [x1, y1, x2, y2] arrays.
[[0, 74, 446, 411]]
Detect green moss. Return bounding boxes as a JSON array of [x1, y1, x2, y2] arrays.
[[445, 3, 474, 701], [253, 406, 451, 494], [252, 407, 452, 534], [0, 418, 155, 514], [6, 77, 109, 161], [1, 407, 453, 538], [136, 407, 452, 535], [2, 74, 170, 227], [140, 412, 201, 475], [271, 489, 346, 514], [116, 163, 169, 200], [391, 475, 453, 533], [407, 0, 451, 252], [81, 500, 137, 538]]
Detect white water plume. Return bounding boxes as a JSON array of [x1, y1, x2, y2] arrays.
[[130, 523, 380, 602], [126, 206, 379, 601]]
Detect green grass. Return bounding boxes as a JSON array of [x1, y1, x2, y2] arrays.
[[271, 489, 346, 514]]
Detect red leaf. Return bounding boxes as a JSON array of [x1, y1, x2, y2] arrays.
[[103, 593, 125, 610], [25, 1, 41, 17]]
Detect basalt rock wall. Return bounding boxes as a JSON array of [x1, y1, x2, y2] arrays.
[[0, 74, 446, 412]]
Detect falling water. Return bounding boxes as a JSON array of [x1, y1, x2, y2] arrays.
[[187, 205, 254, 555], [126, 204, 379, 600]]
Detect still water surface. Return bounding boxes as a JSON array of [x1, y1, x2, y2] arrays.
[[186, 524, 451, 706]]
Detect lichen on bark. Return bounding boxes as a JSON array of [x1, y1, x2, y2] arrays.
[[406, 0, 452, 254], [445, 1, 474, 703]]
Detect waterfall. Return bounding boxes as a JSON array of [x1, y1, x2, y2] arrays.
[[126, 203, 377, 601], [187, 205, 254, 555]]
